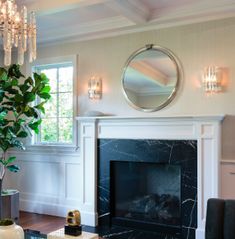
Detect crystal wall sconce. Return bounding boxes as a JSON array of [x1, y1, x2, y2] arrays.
[[202, 66, 222, 93], [88, 76, 102, 99]]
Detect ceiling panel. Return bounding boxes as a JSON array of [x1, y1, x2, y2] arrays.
[[12, 0, 235, 44], [37, 3, 118, 31]]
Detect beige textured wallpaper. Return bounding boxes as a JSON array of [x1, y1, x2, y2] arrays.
[[26, 17, 235, 159]]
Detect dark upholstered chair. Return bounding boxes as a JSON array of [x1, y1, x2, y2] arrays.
[[205, 198, 235, 239]]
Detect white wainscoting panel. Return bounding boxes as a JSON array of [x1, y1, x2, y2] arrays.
[[4, 150, 82, 218], [65, 163, 82, 201]]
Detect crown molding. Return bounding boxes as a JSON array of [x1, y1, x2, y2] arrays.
[[38, 14, 235, 48]]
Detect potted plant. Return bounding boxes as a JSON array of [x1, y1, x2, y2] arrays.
[[0, 64, 51, 221], [0, 218, 24, 239]]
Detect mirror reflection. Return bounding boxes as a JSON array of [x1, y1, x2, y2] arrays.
[[122, 45, 181, 112]]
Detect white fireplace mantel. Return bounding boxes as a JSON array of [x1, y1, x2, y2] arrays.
[[76, 115, 224, 239]]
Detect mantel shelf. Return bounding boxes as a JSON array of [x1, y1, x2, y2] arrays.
[[76, 114, 225, 122]]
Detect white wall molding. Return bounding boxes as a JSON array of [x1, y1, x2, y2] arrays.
[[76, 115, 224, 239], [4, 151, 83, 221]]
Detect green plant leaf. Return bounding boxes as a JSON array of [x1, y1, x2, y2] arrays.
[[0, 89, 5, 101], [11, 78, 18, 86], [12, 122, 21, 134], [18, 118, 26, 125], [0, 111, 7, 121], [38, 92, 51, 100], [25, 77, 34, 86], [24, 107, 39, 118], [19, 84, 30, 94], [24, 92, 36, 103], [8, 64, 24, 78], [14, 94, 24, 103], [7, 164, 20, 173], [10, 139, 25, 150], [0, 68, 8, 81], [17, 131, 28, 138], [40, 85, 51, 94], [35, 102, 46, 114], [7, 88, 19, 95], [25, 76, 34, 86], [5, 156, 16, 165], [40, 73, 49, 84], [29, 119, 42, 134], [33, 72, 41, 87]]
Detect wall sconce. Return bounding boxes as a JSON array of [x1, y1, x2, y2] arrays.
[[202, 66, 222, 93], [88, 76, 102, 99]]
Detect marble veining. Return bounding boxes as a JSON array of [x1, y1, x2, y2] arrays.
[[97, 139, 197, 239]]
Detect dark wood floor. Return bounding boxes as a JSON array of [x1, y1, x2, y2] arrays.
[[19, 211, 65, 234]]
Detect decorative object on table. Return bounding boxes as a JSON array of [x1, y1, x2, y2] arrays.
[[64, 210, 82, 236], [48, 228, 99, 239], [0, 218, 24, 239], [0, 64, 51, 220]]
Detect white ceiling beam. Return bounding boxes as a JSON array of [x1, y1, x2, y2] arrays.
[[107, 0, 149, 24], [37, 16, 134, 44], [27, 0, 110, 16]]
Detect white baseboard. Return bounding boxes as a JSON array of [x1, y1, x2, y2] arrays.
[[20, 199, 98, 226], [80, 211, 98, 227], [20, 199, 71, 217]]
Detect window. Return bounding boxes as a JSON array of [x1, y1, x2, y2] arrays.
[[32, 57, 77, 146]]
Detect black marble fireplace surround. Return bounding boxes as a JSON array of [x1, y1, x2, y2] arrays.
[[96, 139, 197, 239]]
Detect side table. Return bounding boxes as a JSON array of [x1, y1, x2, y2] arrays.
[[48, 228, 99, 239]]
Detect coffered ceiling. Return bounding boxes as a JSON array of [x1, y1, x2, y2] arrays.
[[17, 0, 235, 44]]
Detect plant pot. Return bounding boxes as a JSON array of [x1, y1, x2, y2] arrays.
[[0, 223, 24, 239], [1, 190, 19, 223]]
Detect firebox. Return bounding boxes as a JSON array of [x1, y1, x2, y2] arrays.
[[98, 139, 197, 239], [110, 161, 181, 234]]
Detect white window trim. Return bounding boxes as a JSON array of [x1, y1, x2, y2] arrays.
[[26, 55, 79, 153]]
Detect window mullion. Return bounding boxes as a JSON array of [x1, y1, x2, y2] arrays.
[[56, 67, 60, 143], [37, 69, 42, 144]]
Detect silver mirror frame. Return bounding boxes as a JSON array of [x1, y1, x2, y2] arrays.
[[121, 44, 183, 112]]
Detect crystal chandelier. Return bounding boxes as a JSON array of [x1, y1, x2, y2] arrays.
[[0, 0, 36, 66]]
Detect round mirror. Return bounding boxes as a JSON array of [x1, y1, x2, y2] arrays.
[[122, 45, 182, 112]]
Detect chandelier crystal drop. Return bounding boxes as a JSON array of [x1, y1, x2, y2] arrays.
[[0, 0, 37, 66]]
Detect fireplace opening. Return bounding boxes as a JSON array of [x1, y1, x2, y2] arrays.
[[110, 161, 181, 234]]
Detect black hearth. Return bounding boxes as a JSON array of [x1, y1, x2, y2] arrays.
[[97, 139, 197, 239], [110, 161, 181, 234]]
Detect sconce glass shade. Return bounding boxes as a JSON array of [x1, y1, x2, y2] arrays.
[[202, 66, 221, 93], [88, 76, 102, 99]]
